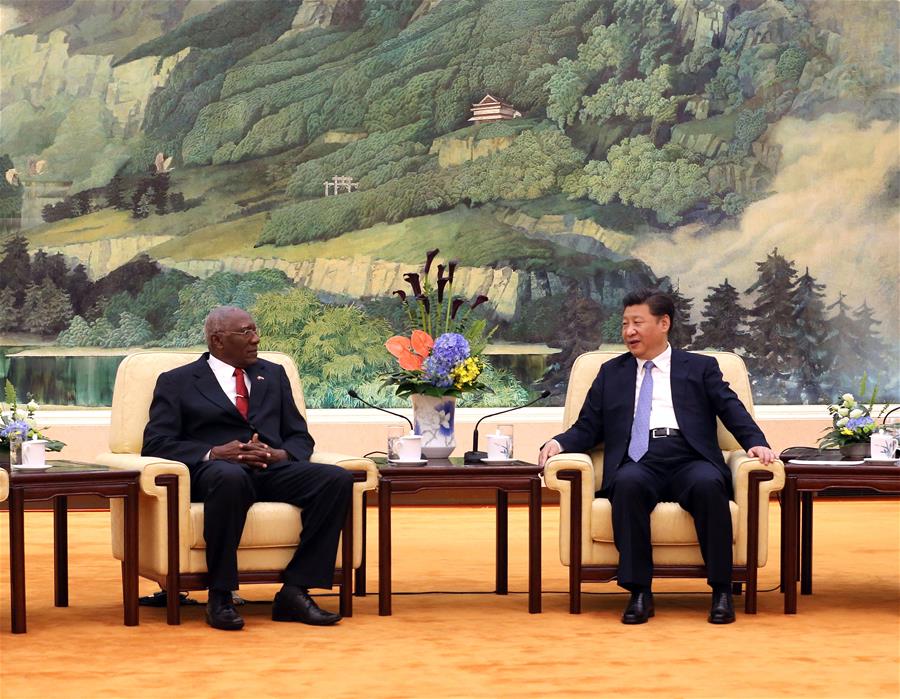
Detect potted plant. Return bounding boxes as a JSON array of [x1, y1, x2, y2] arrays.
[[383, 249, 493, 458], [1, 380, 66, 463], [818, 376, 882, 459]]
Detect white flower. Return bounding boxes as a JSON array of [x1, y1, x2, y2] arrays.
[[849, 408, 864, 418], [26, 400, 39, 412], [841, 393, 854, 402], [827, 404, 839, 413], [836, 417, 849, 427], [837, 407, 849, 417]]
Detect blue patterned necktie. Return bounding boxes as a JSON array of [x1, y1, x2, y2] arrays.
[[628, 360, 655, 463]]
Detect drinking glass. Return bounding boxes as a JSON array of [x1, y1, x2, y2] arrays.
[[387, 425, 406, 461]]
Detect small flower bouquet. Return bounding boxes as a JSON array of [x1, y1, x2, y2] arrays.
[[383, 249, 494, 399], [818, 376, 880, 449], [1, 380, 65, 452]]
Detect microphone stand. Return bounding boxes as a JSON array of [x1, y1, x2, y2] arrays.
[[463, 390, 551, 464], [346, 389, 414, 432]]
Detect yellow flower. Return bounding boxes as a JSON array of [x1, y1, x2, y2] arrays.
[[840, 428, 853, 436], [450, 357, 483, 389]]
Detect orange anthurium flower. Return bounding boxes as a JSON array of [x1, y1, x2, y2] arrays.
[[385, 336, 424, 371], [410, 330, 433, 358], [386, 336, 411, 358], [397, 351, 424, 371]]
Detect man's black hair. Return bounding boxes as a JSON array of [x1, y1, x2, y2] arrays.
[[622, 288, 675, 323]]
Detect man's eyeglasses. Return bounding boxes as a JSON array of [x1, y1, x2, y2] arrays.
[[218, 328, 259, 338]]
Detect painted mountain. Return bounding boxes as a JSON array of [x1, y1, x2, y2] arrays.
[[1, 0, 897, 407]]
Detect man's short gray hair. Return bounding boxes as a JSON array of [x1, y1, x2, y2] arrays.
[[204, 306, 244, 347]]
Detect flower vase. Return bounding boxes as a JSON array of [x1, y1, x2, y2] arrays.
[[839, 442, 869, 460], [411, 394, 456, 459]]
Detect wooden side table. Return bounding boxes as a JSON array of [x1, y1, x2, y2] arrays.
[[781, 460, 900, 614], [4, 461, 140, 633], [377, 459, 543, 616]]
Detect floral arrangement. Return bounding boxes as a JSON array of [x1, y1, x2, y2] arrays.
[[818, 375, 882, 449], [384, 249, 494, 398], [0, 380, 65, 451]]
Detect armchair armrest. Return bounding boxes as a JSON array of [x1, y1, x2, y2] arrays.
[[727, 450, 786, 503], [727, 450, 786, 567], [0, 467, 8, 502], [310, 451, 378, 492], [543, 453, 596, 493], [95, 452, 190, 501], [543, 453, 596, 569]]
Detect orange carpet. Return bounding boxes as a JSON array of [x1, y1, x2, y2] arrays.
[[1, 501, 898, 699]]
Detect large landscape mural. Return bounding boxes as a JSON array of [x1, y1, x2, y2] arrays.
[[0, 0, 897, 408]]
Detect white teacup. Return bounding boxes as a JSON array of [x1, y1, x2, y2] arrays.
[[22, 439, 48, 467], [870, 432, 899, 460], [486, 434, 512, 461], [396, 434, 422, 462]]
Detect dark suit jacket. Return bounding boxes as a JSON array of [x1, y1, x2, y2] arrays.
[[554, 349, 768, 491], [141, 353, 315, 471]]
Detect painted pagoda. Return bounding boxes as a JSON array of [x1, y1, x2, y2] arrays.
[[468, 94, 522, 123]]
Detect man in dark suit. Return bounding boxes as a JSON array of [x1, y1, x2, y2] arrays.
[[539, 289, 775, 625], [142, 306, 353, 630]]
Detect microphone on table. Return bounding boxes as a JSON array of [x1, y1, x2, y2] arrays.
[[347, 389, 414, 432], [464, 390, 552, 464]]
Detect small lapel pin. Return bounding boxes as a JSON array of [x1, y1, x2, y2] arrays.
[[256, 376, 265, 381]]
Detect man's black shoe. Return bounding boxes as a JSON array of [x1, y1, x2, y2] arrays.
[[206, 597, 245, 631], [272, 587, 341, 626], [708, 591, 736, 624], [621, 591, 654, 624]]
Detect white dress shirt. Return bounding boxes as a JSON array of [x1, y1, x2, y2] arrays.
[[634, 344, 680, 430], [204, 355, 251, 461], [208, 354, 250, 406]]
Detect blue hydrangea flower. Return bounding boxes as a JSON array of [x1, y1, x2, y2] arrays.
[[1, 420, 28, 440], [846, 416, 874, 431], [423, 333, 470, 388]]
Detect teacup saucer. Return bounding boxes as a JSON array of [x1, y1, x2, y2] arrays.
[[863, 457, 900, 466], [387, 458, 427, 466], [11, 463, 53, 471]]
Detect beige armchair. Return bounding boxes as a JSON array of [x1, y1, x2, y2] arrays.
[[96, 351, 377, 625], [0, 467, 8, 502], [544, 350, 784, 614]]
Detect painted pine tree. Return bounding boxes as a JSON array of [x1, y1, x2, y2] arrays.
[[667, 284, 695, 348], [692, 278, 750, 352], [789, 267, 832, 402], [745, 247, 798, 396]]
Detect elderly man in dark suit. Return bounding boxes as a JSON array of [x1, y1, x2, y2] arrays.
[[539, 289, 775, 625], [142, 306, 353, 630]]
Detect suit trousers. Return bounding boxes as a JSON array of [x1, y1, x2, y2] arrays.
[[190, 459, 354, 592], [605, 434, 732, 590]]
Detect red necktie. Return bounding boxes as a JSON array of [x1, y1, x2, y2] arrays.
[[233, 368, 249, 420]]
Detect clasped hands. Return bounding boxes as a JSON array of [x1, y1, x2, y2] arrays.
[[210, 433, 288, 469]]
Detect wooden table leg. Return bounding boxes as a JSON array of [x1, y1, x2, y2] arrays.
[[800, 491, 814, 595], [123, 486, 139, 626], [53, 495, 69, 607], [528, 476, 542, 613], [744, 470, 773, 614], [355, 491, 367, 597], [9, 487, 27, 633], [340, 500, 353, 617], [495, 490, 508, 595], [783, 477, 799, 614], [779, 492, 786, 593], [378, 479, 392, 616]]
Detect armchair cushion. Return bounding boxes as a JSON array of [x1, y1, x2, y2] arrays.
[[590, 499, 738, 545]]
